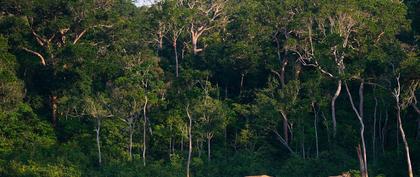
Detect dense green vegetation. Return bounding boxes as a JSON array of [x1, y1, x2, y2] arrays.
[[0, 0, 419, 176]]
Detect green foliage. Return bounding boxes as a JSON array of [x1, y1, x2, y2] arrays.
[[0, 0, 419, 177]]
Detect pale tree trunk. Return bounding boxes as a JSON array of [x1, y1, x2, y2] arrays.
[[143, 96, 148, 166], [331, 80, 342, 137], [186, 105, 193, 177], [312, 102, 319, 158], [372, 97, 378, 162], [357, 144, 367, 177], [128, 118, 134, 161], [95, 118, 102, 165], [344, 80, 368, 177], [207, 136, 211, 162], [50, 95, 58, 127], [394, 76, 414, 177], [197, 139, 201, 157], [280, 111, 289, 145], [173, 39, 179, 77], [207, 133, 213, 162], [412, 104, 420, 141]]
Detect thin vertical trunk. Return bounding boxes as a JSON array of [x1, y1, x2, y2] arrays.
[[357, 144, 367, 177], [321, 112, 331, 147], [301, 124, 305, 159], [169, 125, 172, 157], [129, 120, 133, 161], [173, 41, 179, 77], [280, 111, 289, 145], [186, 105, 193, 177], [280, 59, 288, 88], [372, 97, 378, 162], [344, 81, 368, 177], [143, 96, 148, 166], [331, 80, 342, 137], [207, 137, 211, 162], [378, 103, 383, 153], [192, 35, 198, 55], [96, 118, 102, 165], [50, 95, 58, 127], [394, 76, 414, 177], [397, 104, 414, 177], [312, 103, 319, 158], [240, 73, 245, 93], [397, 116, 400, 156], [197, 139, 201, 157], [382, 110, 388, 154]]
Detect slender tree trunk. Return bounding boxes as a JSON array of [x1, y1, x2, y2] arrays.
[[197, 139, 201, 157], [181, 134, 184, 152], [331, 80, 342, 137], [301, 124, 305, 159], [382, 110, 388, 154], [207, 136, 211, 162], [186, 105, 193, 177], [173, 41, 179, 77], [312, 103, 319, 158], [397, 104, 414, 177], [378, 103, 383, 153], [357, 144, 367, 177], [96, 118, 102, 166], [50, 95, 58, 127], [240, 73, 245, 94], [344, 81, 368, 177], [192, 35, 198, 55], [169, 125, 172, 157], [394, 76, 414, 177], [129, 120, 133, 161], [280, 59, 288, 88], [280, 111, 289, 145], [372, 97, 378, 162], [143, 96, 148, 166]]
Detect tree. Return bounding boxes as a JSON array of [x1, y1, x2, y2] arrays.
[[84, 94, 112, 166], [185, 0, 228, 54]]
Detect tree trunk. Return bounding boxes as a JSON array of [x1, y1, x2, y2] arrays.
[[382, 110, 388, 154], [394, 77, 414, 177], [280, 59, 288, 88], [280, 111, 289, 145], [192, 35, 198, 55], [129, 122, 133, 161], [173, 41, 179, 77], [331, 80, 342, 137], [397, 104, 414, 177], [372, 97, 378, 162], [312, 103, 319, 158], [186, 105, 193, 177], [207, 136, 211, 162], [96, 118, 102, 166], [357, 144, 367, 177], [344, 81, 368, 177], [50, 95, 58, 127], [143, 96, 148, 166]]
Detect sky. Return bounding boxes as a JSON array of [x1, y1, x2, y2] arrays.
[[134, 0, 155, 7]]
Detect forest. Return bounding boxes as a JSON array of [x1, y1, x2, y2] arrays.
[[0, 0, 419, 177]]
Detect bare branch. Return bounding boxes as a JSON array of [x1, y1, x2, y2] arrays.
[[21, 47, 46, 65]]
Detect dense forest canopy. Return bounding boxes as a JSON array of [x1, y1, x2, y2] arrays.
[[0, 0, 419, 177]]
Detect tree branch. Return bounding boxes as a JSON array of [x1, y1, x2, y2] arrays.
[[21, 47, 46, 65]]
